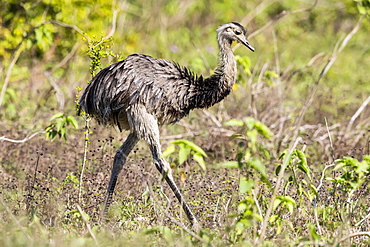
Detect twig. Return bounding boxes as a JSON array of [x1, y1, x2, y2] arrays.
[[252, 7, 304, 37], [297, 241, 330, 246], [202, 109, 222, 127], [87, 9, 120, 48], [241, 0, 278, 26], [355, 209, 370, 227], [283, 52, 325, 83], [159, 205, 207, 243], [235, 0, 318, 52], [0, 130, 45, 143], [0, 198, 32, 241], [25, 150, 42, 211], [44, 72, 65, 110], [325, 117, 336, 163], [76, 204, 99, 246], [105, 9, 120, 41], [346, 95, 370, 132], [141, 171, 206, 243], [0, 44, 25, 109], [161, 132, 201, 140], [315, 163, 336, 196], [252, 189, 263, 219], [313, 205, 322, 235], [272, 29, 282, 99], [79, 119, 91, 204], [212, 197, 220, 227], [160, 125, 235, 141], [311, 117, 327, 234], [49, 20, 90, 42], [50, 43, 80, 74], [338, 231, 370, 243], [257, 136, 301, 245]]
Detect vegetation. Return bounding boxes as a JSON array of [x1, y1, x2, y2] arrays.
[[1, 0, 370, 246]]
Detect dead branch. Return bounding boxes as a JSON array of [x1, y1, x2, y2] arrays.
[[235, 0, 318, 52], [50, 43, 80, 74], [339, 231, 370, 244], [76, 204, 99, 246], [49, 20, 90, 42], [0, 130, 45, 143], [0, 45, 24, 109], [346, 95, 370, 132], [44, 72, 65, 110]]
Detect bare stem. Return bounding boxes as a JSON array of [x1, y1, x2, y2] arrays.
[[76, 204, 99, 246], [0, 44, 24, 109], [78, 119, 91, 204], [0, 198, 32, 241], [338, 231, 370, 243], [346, 95, 370, 132], [256, 137, 301, 244], [0, 131, 45, 143]]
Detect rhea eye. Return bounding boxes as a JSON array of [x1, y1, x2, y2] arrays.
[[234, 30, 242, 35]]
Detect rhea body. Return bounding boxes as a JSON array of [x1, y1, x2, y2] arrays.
[[79, 22, 254, 227]]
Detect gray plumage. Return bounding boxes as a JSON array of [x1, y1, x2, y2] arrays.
[[79, 22, 254, 228]]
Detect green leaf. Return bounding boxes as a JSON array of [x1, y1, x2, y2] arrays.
[[246, 129, 258, 147], [265, 70, 279, 79], [50, 112, 64, 121], [56, 118, 65, 132], [235, 55, 252, 75], [278, 150, 287, 160], [275, 164, 282, 176], [162, 226, 174, 245], [275, 196, 296, 214], [295, 149, 311, 179], [253, 120, 273, 139], [60, 126, 67, 140], [67, 115, 78, 129], [273, 198, 283, 211], [219, 161, 240, 168], [230, 134, 243, 139], [162, 145, 176, 158], [249, 159, 266, 177], [279, 149, 295, 165], [224, 119, 244, 126], [171, 139, 207, 157], [333, 161, 347, 171], [357, 4, 366, 14], [269, 214, 279, 223], [239, 177, 254, 194], [309, 184, 319, 199], [308, 224, 321, 241], [178, 144, 191, 165], [243, 117, 255, 129], [193, 152, 206, 171]]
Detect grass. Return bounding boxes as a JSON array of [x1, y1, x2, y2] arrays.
[[1, 0, 370, 246], [1, 99, 369, 246]]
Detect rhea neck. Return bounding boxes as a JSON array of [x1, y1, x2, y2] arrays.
[[213, 34, 237, 88], [215, 34, 236, 81], [191, 34, 237, 110]]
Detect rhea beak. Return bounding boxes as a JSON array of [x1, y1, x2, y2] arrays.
[[239, 36, 255, 52]]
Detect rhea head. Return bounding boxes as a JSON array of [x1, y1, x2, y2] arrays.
[[217, 22, 255, 52]]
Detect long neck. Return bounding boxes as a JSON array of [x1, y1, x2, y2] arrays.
[[188, 37, 236, 110], [214, 36, 237, 88]]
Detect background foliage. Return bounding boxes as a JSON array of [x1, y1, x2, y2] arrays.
[[1, 0, 370, 246]]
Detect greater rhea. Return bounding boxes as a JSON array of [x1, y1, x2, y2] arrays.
[[78, 22, 254, 227]]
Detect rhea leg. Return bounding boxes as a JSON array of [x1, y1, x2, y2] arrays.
[[104, 132, 139, 217], [127, 105, 198, 227], [151, 146, 199, 226]]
